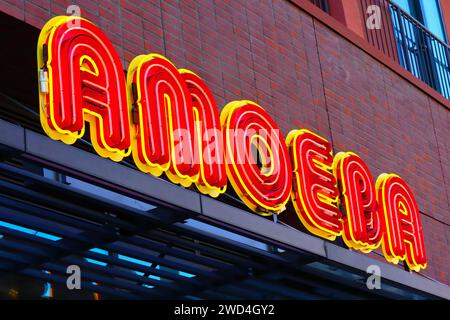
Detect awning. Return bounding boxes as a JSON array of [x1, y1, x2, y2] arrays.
[[0, 117, 448, 300]]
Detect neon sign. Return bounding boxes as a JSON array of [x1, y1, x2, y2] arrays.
[[38, 16, 131, 162], [376, 174, 427, 271], [333, 152, 382, 253], [287, 129, 341, 240], [127, 53, 227, 197], [37, 16, 427, 271], [222, 100, 292, 214]]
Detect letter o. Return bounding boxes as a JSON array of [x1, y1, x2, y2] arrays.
[[221, 101, 292, 214]]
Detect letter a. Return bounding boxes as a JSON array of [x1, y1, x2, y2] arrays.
[[38, 16, 131, 161]]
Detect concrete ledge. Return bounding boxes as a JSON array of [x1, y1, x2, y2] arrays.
[[325, 242, 450, 299], [200, 195, 327, 257], [0, 118, 25, 151], [23, 129, 202, 214]]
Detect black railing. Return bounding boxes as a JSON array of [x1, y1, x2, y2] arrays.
[[309, 0, 329, 13], [361, 0, 450, 99]]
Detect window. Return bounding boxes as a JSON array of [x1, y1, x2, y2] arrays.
[[393, 0, 448, 43]]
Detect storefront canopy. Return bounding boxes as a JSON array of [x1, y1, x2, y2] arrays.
[[0, 116, 448, 300]]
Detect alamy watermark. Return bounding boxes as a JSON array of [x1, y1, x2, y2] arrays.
[[366, 5, 382, 30], [66, 264, 81, 290], [66, 4, 81, 28], [366, 264, 382, 290]]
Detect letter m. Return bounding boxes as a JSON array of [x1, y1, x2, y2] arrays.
[[127, 54, 226, 197]]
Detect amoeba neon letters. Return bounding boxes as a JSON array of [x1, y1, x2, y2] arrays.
[[37, 16, 428, 271]]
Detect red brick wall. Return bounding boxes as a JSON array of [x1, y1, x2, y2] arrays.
[[1, 0, 449, 285]]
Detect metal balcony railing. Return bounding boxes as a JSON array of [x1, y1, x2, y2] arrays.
[[360, 0, 450, 99]]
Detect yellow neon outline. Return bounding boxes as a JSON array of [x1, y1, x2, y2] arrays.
[[127, 54, 226, 197], [332, 152, 381, 253], [250, 134, 275, 177], [376, 174, 427, 271], [80, 55, 99, 75], [37, 15, 131, 162], [130, 54, 196, 185], [179, 68, 227, 197], [221, 100, 291, 214], [287, 129, 341, 240]]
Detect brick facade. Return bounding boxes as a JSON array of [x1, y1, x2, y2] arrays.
[[1, 0, 449, 285]]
